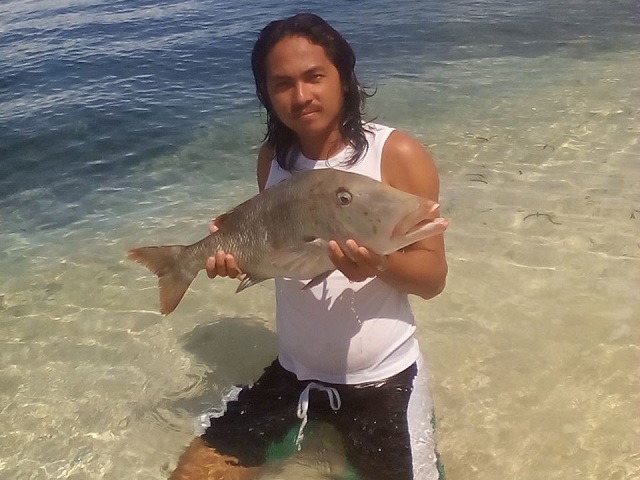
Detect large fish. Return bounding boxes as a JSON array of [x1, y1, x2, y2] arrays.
[[128, 169, 448, 315]]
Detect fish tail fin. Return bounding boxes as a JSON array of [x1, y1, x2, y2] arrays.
[[128, 245, 198, 315]]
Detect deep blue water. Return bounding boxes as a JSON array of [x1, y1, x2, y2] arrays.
[[1, 0, 639, 207]]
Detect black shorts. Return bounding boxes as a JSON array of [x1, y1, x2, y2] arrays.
[[201, 359, 445, 480]]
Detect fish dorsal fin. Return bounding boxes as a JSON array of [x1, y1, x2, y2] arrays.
[[212, 212, 230, 227], [268, 238, 333, 279]]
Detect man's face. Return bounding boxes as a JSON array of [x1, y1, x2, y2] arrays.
[[265, 35, 344, 143]]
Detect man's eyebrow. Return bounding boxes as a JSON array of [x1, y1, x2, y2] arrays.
[[268, 66, 326, 81], [267, 73, 292, 82]]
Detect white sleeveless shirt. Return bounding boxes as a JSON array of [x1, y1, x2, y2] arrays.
[[265, 124, 420, 384]]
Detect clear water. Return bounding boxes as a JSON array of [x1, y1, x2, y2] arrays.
[[1, 1, 639, 479]]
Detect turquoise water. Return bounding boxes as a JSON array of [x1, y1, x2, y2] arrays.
[[1, 1, 639, 479]]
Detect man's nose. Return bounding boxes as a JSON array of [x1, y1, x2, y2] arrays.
[[292, 81, 312, 104]]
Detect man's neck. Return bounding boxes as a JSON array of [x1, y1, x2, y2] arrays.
[[298, 128, 346, 161]]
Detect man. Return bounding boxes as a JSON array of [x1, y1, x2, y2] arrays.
[[170, 13, 447, 480]]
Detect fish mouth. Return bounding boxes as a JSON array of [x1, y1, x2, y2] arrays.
[[405, 216, 448, 238], [406, 216, 438, 235], [389, 200, 447, 248]]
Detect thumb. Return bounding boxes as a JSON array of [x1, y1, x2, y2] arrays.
[[209, 213, 227, 234]]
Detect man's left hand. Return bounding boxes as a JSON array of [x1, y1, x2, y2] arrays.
[[328, 239, 389, 283]]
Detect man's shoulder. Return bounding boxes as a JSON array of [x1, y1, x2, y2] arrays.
[[258, 142, 275, 160], [364, 121, 394, 135], [257, 143, 276, 191], [380, 129, 437, 193], [382, 128, 427, 159]]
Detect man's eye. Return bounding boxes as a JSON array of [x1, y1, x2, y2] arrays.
[[269, 79, 291, 91]]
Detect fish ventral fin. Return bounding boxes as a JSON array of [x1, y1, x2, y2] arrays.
[[236, 274, 267, 293], [302, 270, 334, 290]]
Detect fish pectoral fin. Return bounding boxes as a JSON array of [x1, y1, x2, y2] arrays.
[[235, 274, 267, 293], [268, 239, 332, 279], [302, 270, 334, 290]]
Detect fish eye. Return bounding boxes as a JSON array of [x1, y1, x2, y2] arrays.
[[336, 189, 352, 206]]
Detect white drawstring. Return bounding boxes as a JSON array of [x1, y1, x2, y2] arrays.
[[295, 382, 341, 450]]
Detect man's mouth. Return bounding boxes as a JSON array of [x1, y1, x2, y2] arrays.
[[295, 109, 319, 119]]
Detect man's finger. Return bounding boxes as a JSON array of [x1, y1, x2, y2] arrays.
[[225, 254, 242, 278], [205, 256, 218, 278], [343, 240, 360, 262], [215, 250, 227, 277], [327, 240, 344, 263]]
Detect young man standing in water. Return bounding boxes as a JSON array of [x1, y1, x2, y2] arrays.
[[170, 13, 447, 480]]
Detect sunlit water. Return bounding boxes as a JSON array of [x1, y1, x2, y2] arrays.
[[1, 1, 639, 479]]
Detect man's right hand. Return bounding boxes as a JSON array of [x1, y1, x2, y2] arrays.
[[206, 220, 243, 279]]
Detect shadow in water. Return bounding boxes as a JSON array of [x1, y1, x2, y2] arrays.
[[182, 316, 278, 386], [165, 316, 278, 417]]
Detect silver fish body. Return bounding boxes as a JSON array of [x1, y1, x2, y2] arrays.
[[128, 168, 448, 315]]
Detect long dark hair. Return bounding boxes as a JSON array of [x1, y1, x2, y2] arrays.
[[251, 13, 373, 171]]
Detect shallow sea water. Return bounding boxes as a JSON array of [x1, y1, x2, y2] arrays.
[[1, 1, 639, 479]]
